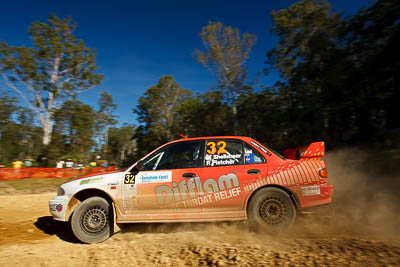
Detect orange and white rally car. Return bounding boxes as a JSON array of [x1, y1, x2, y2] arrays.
[[49, 136, 333, 243]]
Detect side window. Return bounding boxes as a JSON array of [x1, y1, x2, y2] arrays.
[[142, 152, 164, 171], [204, 139, 243, 167], [244, 142, 265, 164], [142, 141, 202, 170]]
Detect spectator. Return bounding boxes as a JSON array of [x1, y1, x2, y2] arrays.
[[12, 159, 23, 168], [56, 160, 65, 169], [23, 156, 34, 167], [65, 159, 74, 168]]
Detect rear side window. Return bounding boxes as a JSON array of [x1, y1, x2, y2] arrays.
[[244, 142, 265, 164], [204, 139, 243, 167]]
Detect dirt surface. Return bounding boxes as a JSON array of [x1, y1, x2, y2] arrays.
[[1, 150, 400, 266]]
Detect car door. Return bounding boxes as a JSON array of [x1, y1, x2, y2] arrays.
[[121, 140, 204, 219], [196, 138, 268, 215]]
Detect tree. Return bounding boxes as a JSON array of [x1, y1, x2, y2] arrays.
[[266, 0, 399, 147], [194, 21, 257, 134], [107, 124, 136, 167], [0, 91, 17, 139], [266, 0, 344, 145], [179, 91, 233, 137], [53, 100, 96, 162], [96, 91, 117, 160], [133, 75, 192, 157], [236, 88, 288, 150], [342, 0, 400, 145], [16, 107, 36, 158], [0, 91, 18, 163], [0, 14, 103, 146]]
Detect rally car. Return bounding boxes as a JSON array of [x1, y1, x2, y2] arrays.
[[49, 136, 333, 243]]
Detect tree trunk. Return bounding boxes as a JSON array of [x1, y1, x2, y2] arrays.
[[232, 101, 238, 136], [103, 127, 109, 160], [42, 118, 53, 145]]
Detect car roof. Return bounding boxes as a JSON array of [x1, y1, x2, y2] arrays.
[[168, 136, 253, 144]]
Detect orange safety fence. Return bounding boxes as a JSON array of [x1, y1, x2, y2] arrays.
[[0, 166, 117, 180]]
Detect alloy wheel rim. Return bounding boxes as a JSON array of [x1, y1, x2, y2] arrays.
[[81, 206, 108, 233], [259, 196, 287, 225]]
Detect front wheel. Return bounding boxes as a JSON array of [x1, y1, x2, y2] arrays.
[[71, 196, 111, 243], [248, 187, 296, 231]]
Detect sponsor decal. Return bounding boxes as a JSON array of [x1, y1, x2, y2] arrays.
[[122, 184, 137, 211], [108, 182, 119, 189], [154, 173, 241, 208], [56, 204, 63, 212], [245, 153, 255, 163], [50, 203, 63, 212], [80, 177, 103, 185], [250, 141, 272, 156], [136, 171, 172, 184], [301, 185, 320, 196]]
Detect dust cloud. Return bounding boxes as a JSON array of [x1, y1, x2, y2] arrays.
[[1, 147, 400, 266], [301, 147, 400, 239]]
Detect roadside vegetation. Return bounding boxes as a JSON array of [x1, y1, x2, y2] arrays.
[[1, 177, 75, 194], [0, 0, 398, 168]]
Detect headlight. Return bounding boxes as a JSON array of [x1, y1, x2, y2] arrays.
[[57, 187, 65, 196]]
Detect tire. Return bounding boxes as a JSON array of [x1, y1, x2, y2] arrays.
[[71, 196, 111, 243], [248, 187, 296, 231]]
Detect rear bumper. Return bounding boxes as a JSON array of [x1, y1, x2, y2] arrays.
[[290, 182, 333, 209]]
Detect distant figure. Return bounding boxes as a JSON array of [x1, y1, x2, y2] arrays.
[[65, 159, 74, 168], [12, 159, 23, 168], [38, 149, 49, 167], [23, 156, 34, 167], [56, 160, 65, 169], [89, 161, 97, 167]]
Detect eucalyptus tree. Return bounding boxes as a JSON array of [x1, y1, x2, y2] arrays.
[[134, 75, 192, 156], [96, 91, 117, 159], [0, 92, 18, 163], [194, 21, 257, 134], [54, 100, 96, 162], [0, 14, 103, 146]]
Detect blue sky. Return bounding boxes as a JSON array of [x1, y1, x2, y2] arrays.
[[0, 0, 372, 126]]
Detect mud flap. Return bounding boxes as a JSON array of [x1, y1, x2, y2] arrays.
[[111, 202, 121, 234]]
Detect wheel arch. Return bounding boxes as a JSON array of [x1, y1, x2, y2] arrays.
[[245, 184, 300, 217], [65, 188, 115, 221]]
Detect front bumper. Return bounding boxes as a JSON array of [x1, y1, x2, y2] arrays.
[[49, 196, 70, 221]]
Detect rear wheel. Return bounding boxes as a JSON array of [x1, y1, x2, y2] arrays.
[[248, 187, 296, 231], [71, 196, 111, 243]]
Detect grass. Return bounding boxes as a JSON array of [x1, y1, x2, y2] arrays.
[[2, 177, 76, 194]]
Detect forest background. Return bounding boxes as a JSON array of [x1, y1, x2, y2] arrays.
[[0, 0, 398, 169]]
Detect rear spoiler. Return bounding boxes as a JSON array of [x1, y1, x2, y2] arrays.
[[282, 142, 325, 160]]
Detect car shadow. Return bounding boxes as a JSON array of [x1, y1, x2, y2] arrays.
[[34, 216, 80, 243], [119, 221, 245, 235], [34, 216, 246, 243]]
